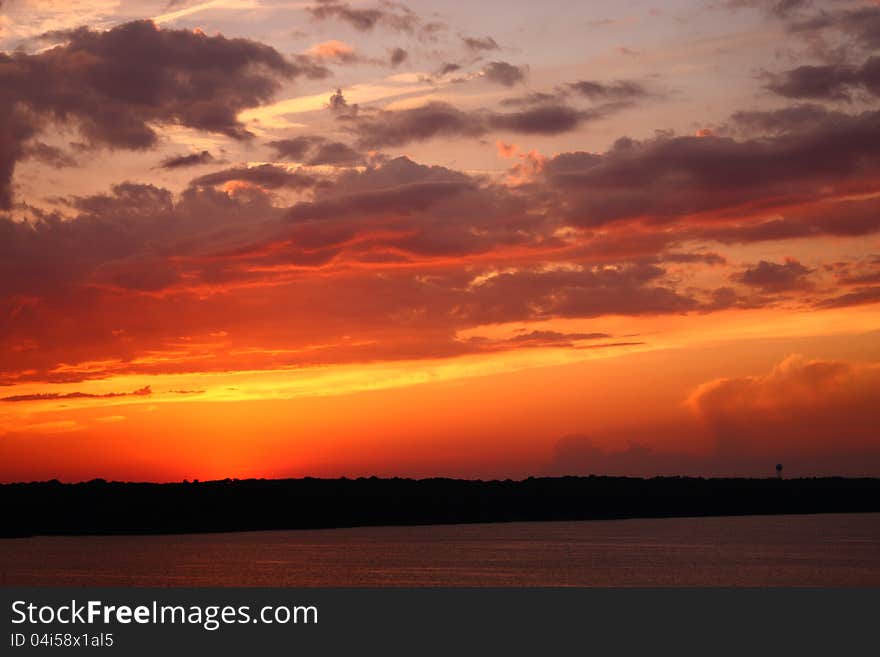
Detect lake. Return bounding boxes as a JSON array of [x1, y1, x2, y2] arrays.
[[2, 513, 879, 586]]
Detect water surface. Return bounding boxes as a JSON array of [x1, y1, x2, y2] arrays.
[[2, 513, 879, 586]]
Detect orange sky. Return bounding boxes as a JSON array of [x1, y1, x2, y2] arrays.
[[1, 1, 880, 481]]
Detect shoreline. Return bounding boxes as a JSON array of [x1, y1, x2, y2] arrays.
[[4, 508, 879, 541], [4, 475, 880, 539]]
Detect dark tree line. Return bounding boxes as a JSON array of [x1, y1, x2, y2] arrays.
[[2, 475, 879, 538]]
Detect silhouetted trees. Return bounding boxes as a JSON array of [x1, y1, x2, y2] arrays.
[[1, 475, 878, 538]]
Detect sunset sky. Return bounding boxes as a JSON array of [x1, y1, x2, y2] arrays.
[[1, 0, 879, 482]]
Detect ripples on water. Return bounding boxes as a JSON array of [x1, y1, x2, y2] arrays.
[[2, 513, 879, 586]]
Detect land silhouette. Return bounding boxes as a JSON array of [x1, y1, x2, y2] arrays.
[[2, 476, 879, 538]]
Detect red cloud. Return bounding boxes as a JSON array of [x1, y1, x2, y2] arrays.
[[550, 356, 880, 477], [307, 40, 359, 63], [688, 355, 880, 455]]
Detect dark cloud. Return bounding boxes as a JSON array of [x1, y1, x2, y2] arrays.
[[69, 182, 175, 219], [499, 92, 560, 107], [469, 332, 643, 353], [437, 62, 461, 76], [307, 141, 364, 166], [655, 251, 727, 266], [419, 62, 462, 83], [349, 102, 485, 148], [267, 136, 363, 166], [835, 258, 880, 286], [729, 103, 842, 134], [482, 61, 528, 86], [288, 180, 473, 221], [389, 47, 408, 66], [501, 330, 616, 348], [766, 57, 880, 100], [459, 262, 698, 325], [788, 6, 880, 50], [265, 156, 555, 269], [307, 0, 419, 33], [159, 150, 215, 169], [541, 109, 880, 225], [568, 79, 649, 100], [0, 109, 40, 209], [722, 0, 813, 20], [2, 386, 151, 403], [698, 196, 880, 243], [735, 258, 813, 292], [462, 35, 499, 52], [287, 158, 476, 220], [190, 164, 319, 190], [499, 79, 653, 109], [418, 21, 447, 41], [307, 0, 384, 30], [766, 63, 855, 100], [0, 20, 323, 209], [703, 286, 751, 311], [267, 136, 325, 160], [22, 142, 77, 168], [349, 101, 606, 148], [11, 20, 308, 141], [488, 104, 589, 135], [289, 53, 334, 79], [816, 286, 880, 309], [328, 88, 359, 116], [509, 330, 612, 343]]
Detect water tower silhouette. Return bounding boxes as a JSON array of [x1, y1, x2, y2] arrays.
[[775, 463, 783, 480]]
